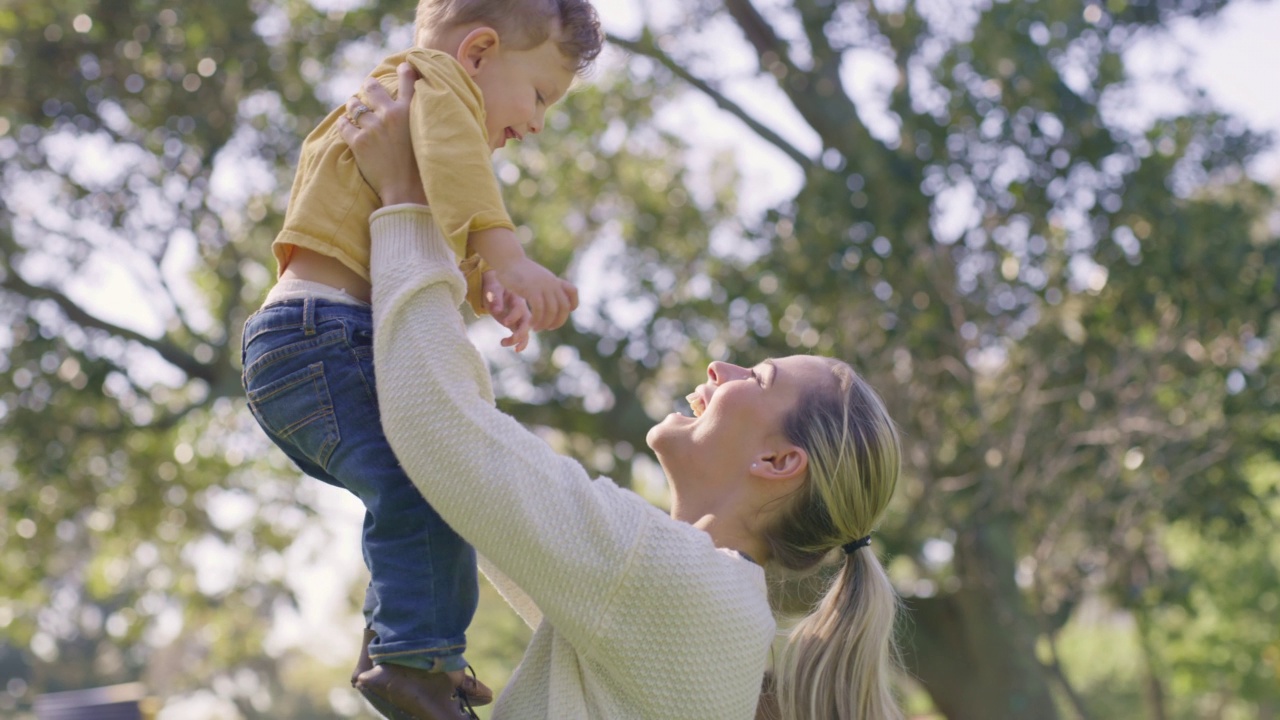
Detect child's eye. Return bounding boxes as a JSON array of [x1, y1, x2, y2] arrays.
[[535, 91, 545, 105]]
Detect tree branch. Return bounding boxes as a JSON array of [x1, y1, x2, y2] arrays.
[[723, 0, 871, 160], [795, 0, 842, 69], [153, 239, 205, 340], [218, 241, 247, 372], [605, 32, 814, 172], [721, 0, 911, 181], [1038, 611, 1095, 720], [1, 266, 218, 385], [723, 0, 799, 74]]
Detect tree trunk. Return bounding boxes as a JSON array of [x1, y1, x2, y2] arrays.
[[902, 519, 1059, 720], [1136, 615, 1168, 720]]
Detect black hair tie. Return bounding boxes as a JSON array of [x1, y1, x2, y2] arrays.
[[842, 534, 872, 554]]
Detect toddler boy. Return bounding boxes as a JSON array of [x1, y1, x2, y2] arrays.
[[239, 2, 603, 718]]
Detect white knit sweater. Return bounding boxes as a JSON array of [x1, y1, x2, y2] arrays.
[[368, 205, 776, 719]]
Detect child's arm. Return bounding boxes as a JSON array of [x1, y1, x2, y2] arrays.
[[403, 53, 512, 258], [350, 63, 550, 340], [469, 227, 576, 331], [401, 52, 576, 330]]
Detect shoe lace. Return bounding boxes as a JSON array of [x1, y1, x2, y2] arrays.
[[455, 665, 481, 720]]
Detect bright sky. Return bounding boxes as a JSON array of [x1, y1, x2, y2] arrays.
[[1182, 1, 1280, 146], [1133, 0, 1280, 178]]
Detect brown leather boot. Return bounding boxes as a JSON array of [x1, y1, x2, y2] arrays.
[[355, 663, 478, 720], [456, 668, 494, 707], [351, 628, 377, 686]]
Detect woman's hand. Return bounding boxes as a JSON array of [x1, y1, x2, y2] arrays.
[[338, 62, 427, 206]]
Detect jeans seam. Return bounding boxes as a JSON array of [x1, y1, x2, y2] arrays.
[[279, 407, 336, 440], [351, 328, 377, 405], [242, 303, 308, 347], [369, 644, 467, 659], [243, 328, 346, 384], [248, 362, 326, 404], [245, 362, 340, 467], [328, 318, 371, 400]]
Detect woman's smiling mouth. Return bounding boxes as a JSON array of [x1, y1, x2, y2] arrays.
[[686, 394, 705, 417]]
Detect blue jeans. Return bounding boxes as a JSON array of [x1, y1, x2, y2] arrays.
[[241, 297, 475, 672]]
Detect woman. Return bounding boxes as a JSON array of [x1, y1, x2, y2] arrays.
[[342, 64, 905, 720]]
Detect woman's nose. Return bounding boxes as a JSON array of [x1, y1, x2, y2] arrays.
[[707, 361, 748, 384]]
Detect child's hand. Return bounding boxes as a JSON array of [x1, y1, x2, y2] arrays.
[[481, 271, 532, 352], [493, 258, 578, 332]]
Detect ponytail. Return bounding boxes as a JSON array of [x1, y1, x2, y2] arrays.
[[763, 359, 903, 720], [775, 549, 902, 720]]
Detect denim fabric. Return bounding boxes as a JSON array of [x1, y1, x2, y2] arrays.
[[241, 297, 476, 671]]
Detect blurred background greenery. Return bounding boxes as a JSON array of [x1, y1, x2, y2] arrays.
[[1, 0, 1277, 718]]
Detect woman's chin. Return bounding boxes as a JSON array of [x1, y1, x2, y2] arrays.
[[645, 413, 693, 453]]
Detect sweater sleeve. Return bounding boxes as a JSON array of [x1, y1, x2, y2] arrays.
[[477, 554, 542, 630], [405, 51, 515, 263], [368, 204, 649, 655]]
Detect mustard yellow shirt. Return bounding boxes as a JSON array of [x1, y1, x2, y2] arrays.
[[273, 48, 514, 313]]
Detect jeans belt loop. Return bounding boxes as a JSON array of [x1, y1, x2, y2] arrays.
[[302, 296, 317, 336]]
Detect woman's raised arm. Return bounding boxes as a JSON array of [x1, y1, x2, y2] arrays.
[[345, 66, 657, 651], [368, 199, 655, 656]]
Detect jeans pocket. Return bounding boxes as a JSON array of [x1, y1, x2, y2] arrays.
[[246, 361, 341, 468]]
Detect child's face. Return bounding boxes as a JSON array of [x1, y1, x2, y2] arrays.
[[470, 39, 575, 152]]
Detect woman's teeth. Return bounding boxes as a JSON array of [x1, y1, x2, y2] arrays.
[[686, 393, 705, 417]]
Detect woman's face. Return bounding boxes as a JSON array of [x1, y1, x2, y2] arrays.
[[646, 355, 837, 486]]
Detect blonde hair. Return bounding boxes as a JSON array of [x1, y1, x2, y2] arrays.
[[414, 0, 604, 73], [764, 360, 904, 720]]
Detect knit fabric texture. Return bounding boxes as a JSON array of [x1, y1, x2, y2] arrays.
[[368, 204, 776, 719]]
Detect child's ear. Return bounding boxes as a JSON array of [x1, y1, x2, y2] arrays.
[[456, 27, 501, 77]]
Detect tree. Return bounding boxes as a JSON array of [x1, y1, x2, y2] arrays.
[[0, 0, 434, 715], [0, 0, 709, 715], [2, 0, 1277, 718], [510, 1, 1279, 717]]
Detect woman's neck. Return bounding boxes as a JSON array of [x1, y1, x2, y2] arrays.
[[679, 505, 770, 566], [666, 465, 775, 565]]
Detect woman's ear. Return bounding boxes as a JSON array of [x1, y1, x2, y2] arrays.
[[750, 445, 808, 484], [456, 27, 501, 77]]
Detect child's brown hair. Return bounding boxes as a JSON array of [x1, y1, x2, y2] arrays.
[[415, 0, 604, 74]]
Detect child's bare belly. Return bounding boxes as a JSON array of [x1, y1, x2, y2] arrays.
[[280, 246, 372, 304]]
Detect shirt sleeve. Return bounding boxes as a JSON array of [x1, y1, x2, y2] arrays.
[[405, 52, 515, 263], [459, 254, 491, 316], [368, 204, 650, 655]]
